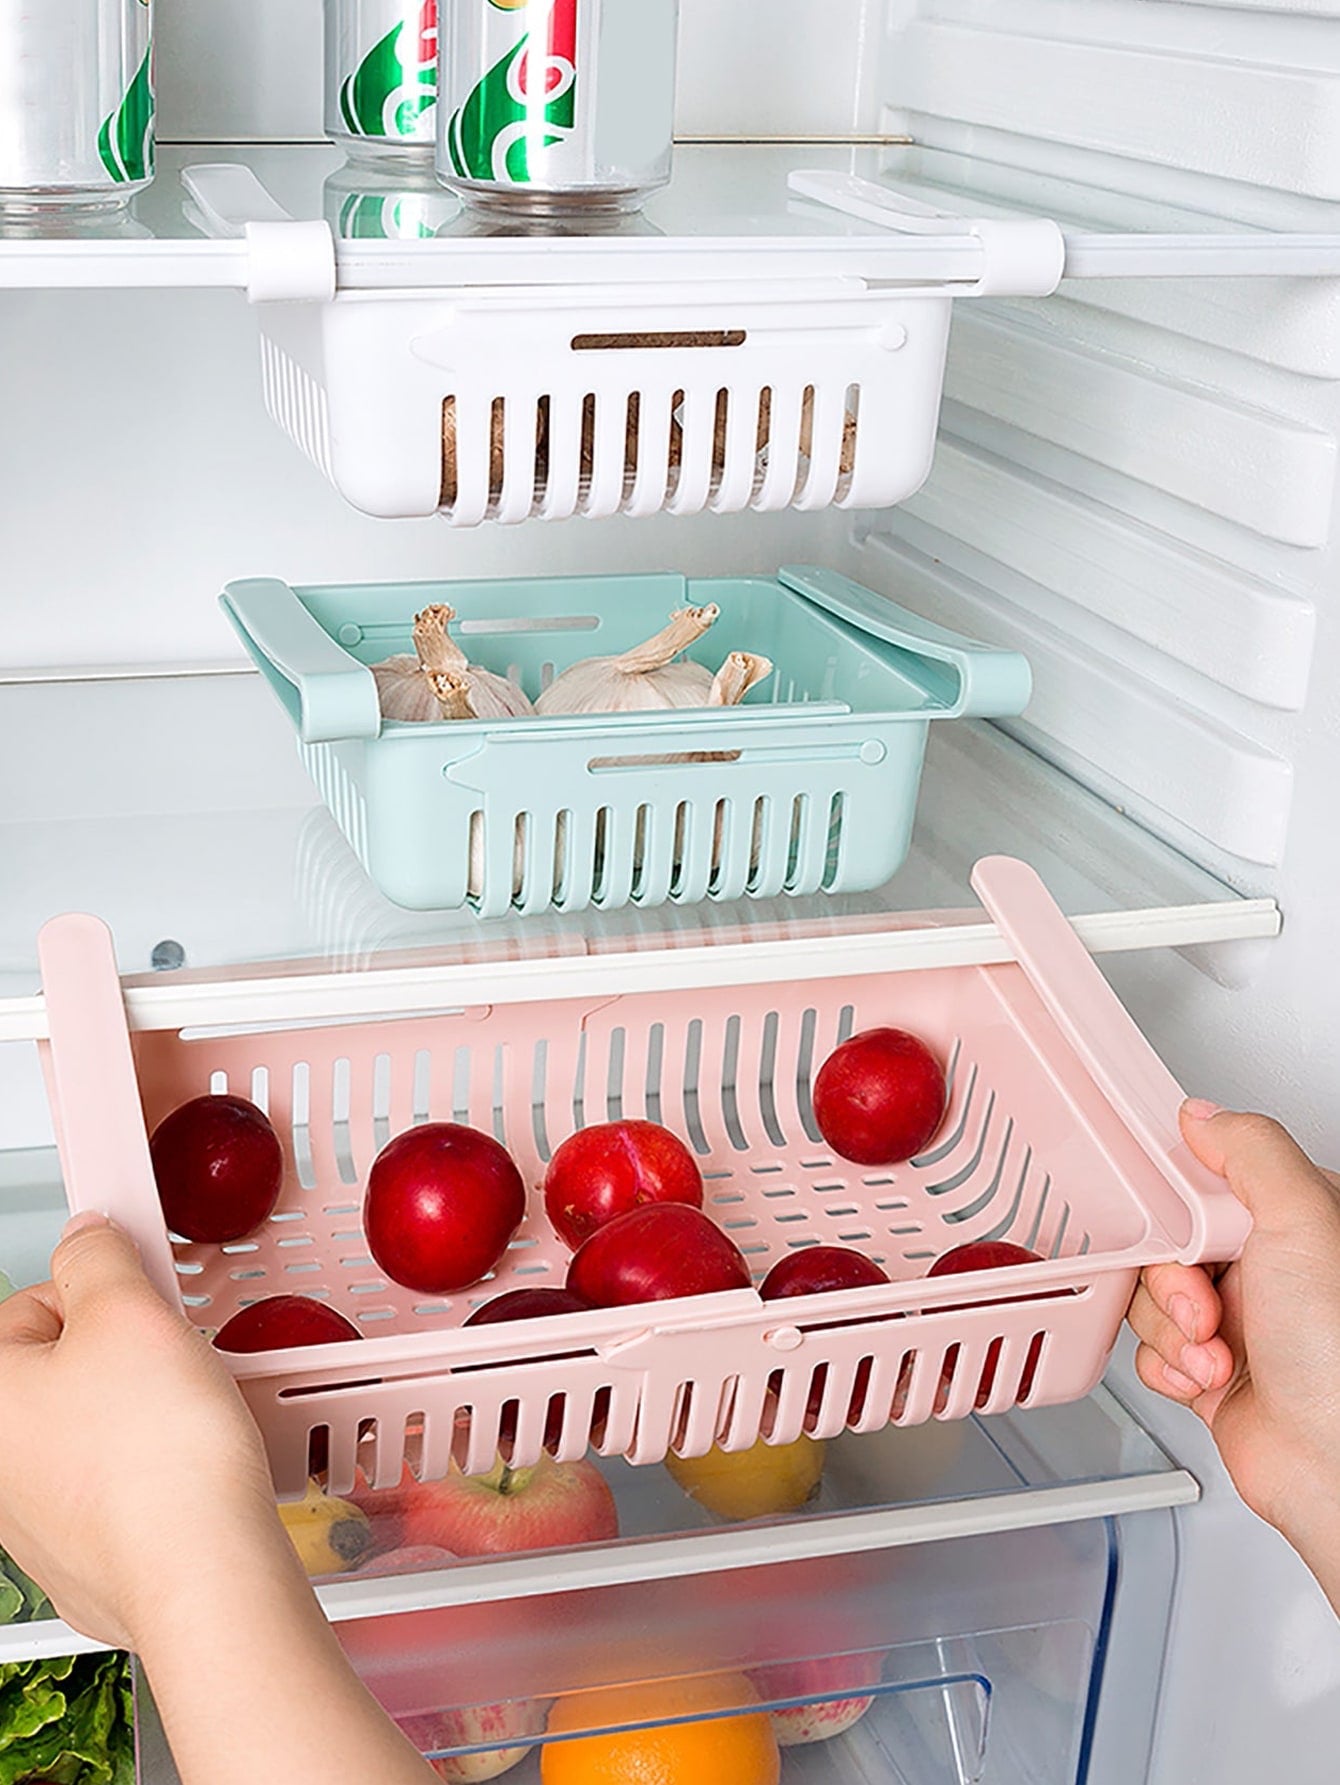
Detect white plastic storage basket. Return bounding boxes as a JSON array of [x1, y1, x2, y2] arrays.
[[256, 281, 953, 522], [221, 565, 1032, 916], [36, 858, 1249, 1500]]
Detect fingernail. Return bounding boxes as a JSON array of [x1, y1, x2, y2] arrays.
[[1182, 1099, 1223, 1122], [1161, 1363, 1201, 1396], [60, 1211, 111, 1240], [1169, 1293, 1199, 1342], [1180, 1343, 1219, 1390]]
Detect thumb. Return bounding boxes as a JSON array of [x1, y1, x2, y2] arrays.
[[1179, 1104, 1340, 1237], [49, 1214, 158, 1322]]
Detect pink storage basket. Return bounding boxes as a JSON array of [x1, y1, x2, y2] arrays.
[[36, 858, 1247, 1500]]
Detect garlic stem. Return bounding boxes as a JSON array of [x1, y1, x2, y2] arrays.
[[424, 668, 478, 720], [613, 604, 721, 676], [709, 652, 774, 707], [413, 604, 468, 674]]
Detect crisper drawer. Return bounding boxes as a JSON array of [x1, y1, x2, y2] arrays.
[[333, 1517, 1124, 1785]]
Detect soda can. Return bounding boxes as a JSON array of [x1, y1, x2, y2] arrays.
[[0, 0, 154, 212], [325, 0, 439, 160], [437, 0, 679, 215]]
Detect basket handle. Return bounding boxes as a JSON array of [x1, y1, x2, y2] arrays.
[[36, 916, 183, 1310], [221, 579, 382, 744], [971, 856, 1251, 1264], [778, 565, 1032, 720]]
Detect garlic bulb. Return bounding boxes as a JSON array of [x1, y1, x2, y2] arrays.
[[707, 651, 774, 707], [371, 606, 534, 723], [413, 604, 535, 720], [535, 605, 721, 716]]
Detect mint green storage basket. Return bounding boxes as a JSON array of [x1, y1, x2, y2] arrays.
[[221, 565, 1031, 916]]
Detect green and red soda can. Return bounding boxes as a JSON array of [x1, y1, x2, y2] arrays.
[[437, 0, 680, 215], [325, 0, 439, 159]]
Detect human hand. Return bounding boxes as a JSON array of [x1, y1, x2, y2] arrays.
[[0, 1212, 283, 1649], [1129, 1102, 1340, 1609]]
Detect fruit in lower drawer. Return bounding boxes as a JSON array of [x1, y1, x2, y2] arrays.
[[542, 1673, 779, 1785], [664, 1430, 826, 1519], [400, 1699, 549, 1783], [149, 1093, 284, 1243], [566, 1203, 753, 1306], [278, 1479, 373, 1576], [543, 1119, 704, 1249], [401, 1452, 618, 1556], [212, 1294, 363, 1352], [746, 1652, 884, 1746], [812, 1027, 947, 1166], [364, 1123, 527, 1294]]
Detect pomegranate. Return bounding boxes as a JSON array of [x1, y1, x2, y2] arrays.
[[812, 1027, 946, 1166], [149, 1093, 284, 1244], [213, 1294, 362, 1352], [543, 1119, 703, 1249], [567, 1203, 753, 1307], [759, 1245, 888, 1301], [364, 1123, 526, 1295]]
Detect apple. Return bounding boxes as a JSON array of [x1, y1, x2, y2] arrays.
[[928, 1241, 1044, 1407], [357, 1545, 457, 1577], [812, 1028, 946, 1166], [402, 1451, 618, 1557], [364, 1123, 526, 1295], [213, 1294, 363, 1352], [746, 1652, 884, 1747], [399, 1699, 548, 1782], [567, 1203, 753, 1307], [149, 1093, 284, 1243], [543, 1120, 703, 1249], [759, 1245, 888, 1301]]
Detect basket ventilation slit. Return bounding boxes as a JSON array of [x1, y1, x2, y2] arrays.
[[669, 801, 690, 898], [720, 1015, 748, 1152], [836, 383, 861, 503], [552, 809, 571, 905], [571, 1028, 588, 1133], [533, 394, 552, 509], [249, 1065, 270, 1115], [452, 1044, 472, 1128], [209, 1068, 228, 1095], [411, 1048, 432, 1126], [822, 792, 847, 891], [681, 1019, 710, 1156], [709, 388, 729, 499], [491, 1045, 507, 1148], [644, 1022, 666, 1126], [531, 1039, 552, 1162], [290, 1061, 316, 1189], [305, 1426, 331, 1480], [513, 811, 529, 909], [624, 392, 640, 492], [440, 397, 458, 509], [592, 806, 613, 904], [1020, 1333, 1046, 1402], [630, 804, 651, 900], [756, 1011, 786, 1149], [331, 1057, 357, 1185], [605, 1026, 627, 1122], [371, 1052, 392, 1154], [793, 1008, 824, 1145]]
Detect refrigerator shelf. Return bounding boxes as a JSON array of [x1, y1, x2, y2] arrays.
[[7, 144, 1340, 524]]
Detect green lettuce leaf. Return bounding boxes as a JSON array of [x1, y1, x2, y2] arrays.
[[0, 1653, 134, 1784]]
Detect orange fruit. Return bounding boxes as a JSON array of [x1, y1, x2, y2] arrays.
[[541, 1673, 780, 1785]]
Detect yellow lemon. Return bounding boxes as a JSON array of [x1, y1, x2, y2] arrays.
[[664, 1432, 826, 1520]]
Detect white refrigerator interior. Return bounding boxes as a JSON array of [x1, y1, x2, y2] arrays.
[[3, 1, 1340, 1781]]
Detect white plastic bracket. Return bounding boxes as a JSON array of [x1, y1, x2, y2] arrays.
[[181, 163, 337, 304], [788, 169, 1066, 298]]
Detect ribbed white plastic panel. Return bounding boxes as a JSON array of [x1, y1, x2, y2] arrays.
[[866, 0, 1340, 880]]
